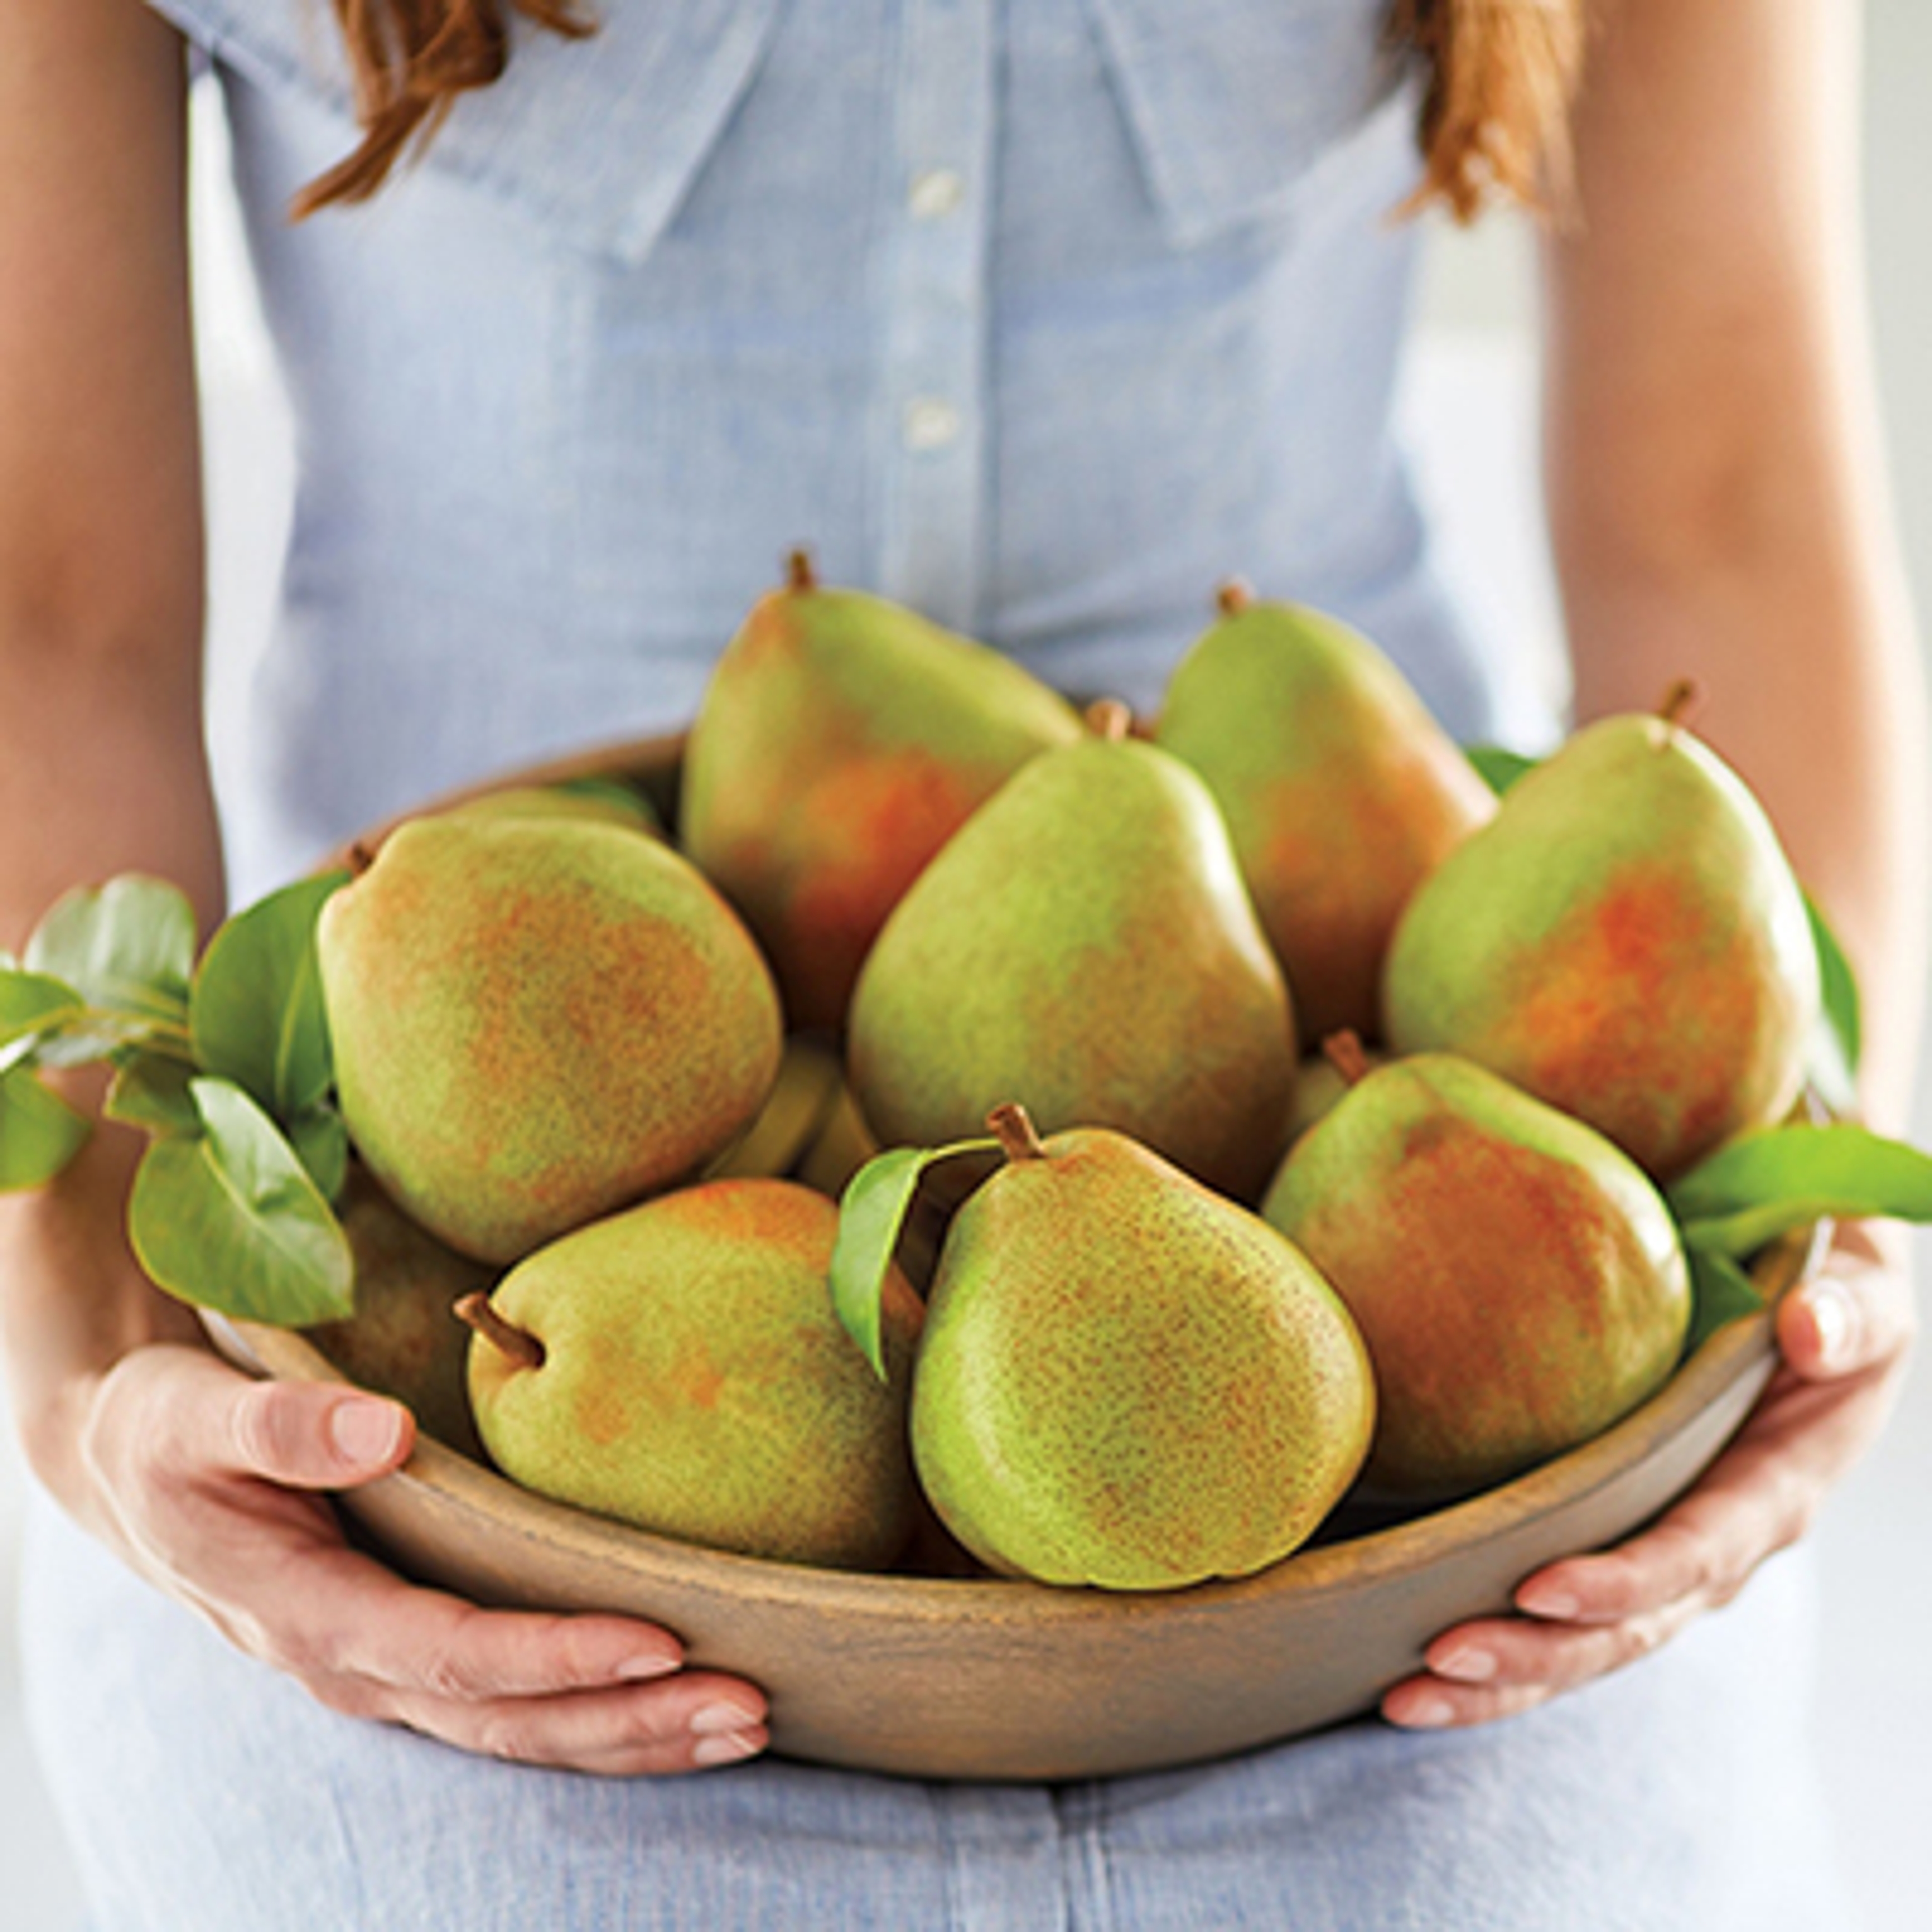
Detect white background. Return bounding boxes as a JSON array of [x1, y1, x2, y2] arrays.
[[6, 8, 1932, 1925]]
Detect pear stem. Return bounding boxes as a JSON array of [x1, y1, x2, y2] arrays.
[[986, 1103, 1050, 1163], [1322, 1030, 1374, 1088], [785, 547, 818, 594], [1657, 678, 1702, 737], [455, 1293, 546, 1371], [1216, 578, 1255, 618], [346, 839, 378, 878], [1085, 699, 1133, 743]]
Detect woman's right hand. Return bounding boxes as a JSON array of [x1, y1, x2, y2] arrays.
[[68, 1337, 772, 1774]]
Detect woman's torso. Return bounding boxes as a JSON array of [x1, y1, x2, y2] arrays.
[[157, 0, 1506, 899]]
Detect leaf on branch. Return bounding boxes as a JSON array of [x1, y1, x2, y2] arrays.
[[127, 1076, 353, 1327], [829, 1137, 999, 1378], [1669, 1122, 1932, 1259], [0, 1065, 93, 1189], [24, 875, 196, 1030], [190, 871, 349, 1119], [1683, 1247, 1766, 1355]]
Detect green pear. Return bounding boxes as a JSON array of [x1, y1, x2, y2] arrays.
[[1381, 688, 1820, 1180], [1156, 587, 1496, 1045], [907, 1106, 1375, 1589], [680, 551, 1084, 1033], [1284, 1043, 1386, 1147], [319, 813, 783, 1264], [1263, 1039, 1692, 1501], [441, 776, 664, 838], [304, 1164, 493, 1459], [460, 1179, 923, 1569], [848, 704, 1299, 1204]]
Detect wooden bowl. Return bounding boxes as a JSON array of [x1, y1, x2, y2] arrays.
[[202, 733, 1825, 1783]]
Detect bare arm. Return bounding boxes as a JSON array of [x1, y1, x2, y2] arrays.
[[1544, 0, 1927, 1124], [1385, 0, 1923, 1728], [0, 0, 765, 1773]]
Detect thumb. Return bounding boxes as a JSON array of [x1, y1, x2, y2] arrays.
[[217, 1375, 416, 1491], [1775, 1256, 1915, 1383]]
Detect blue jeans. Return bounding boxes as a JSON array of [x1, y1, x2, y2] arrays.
[[20, 1482, 1854, 1931]]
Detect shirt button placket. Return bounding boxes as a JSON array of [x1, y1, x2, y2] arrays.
[[878, 0, 996, 633]]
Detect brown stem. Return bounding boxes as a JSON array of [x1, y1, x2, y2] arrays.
[[986, 1103, 1049, 1162], [346, 839, 379, 878], [1656, 678, 1702, 734], [1216, 578, 1255, 618], [1084, 698, 1134, 743], [785, 547, 818, 594], [455, 1293, 546, 1371], [1321, 1030, 1374, 1088]]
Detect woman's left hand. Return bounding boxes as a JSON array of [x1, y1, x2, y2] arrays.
[[1380, 1221, 1916, 1729]]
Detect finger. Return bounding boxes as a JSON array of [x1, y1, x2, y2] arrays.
[[362, 1670, 770, 1776], [1776, 1264, 1915, 1383], [1381, 1672, 1555, 1730], [1421, 1598, 1699, 1696], [109, 1345, 416, 1492], [219, 1539, 691, 1699]]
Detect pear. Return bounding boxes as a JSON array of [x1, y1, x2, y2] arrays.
[[1284, 1043, 1385, 1147], [1381, 686, 1820, 1180], [1263, 1038, 1692, 1501], [680, 551, 1084, 1033], [908, 1106, 1375, 1589], [1155, 586, 1496, 1045], [460, 1179, 923, 1569], [848, 704, 1298, 1203], [319, 813, 783, 1264], [304, 1164, 493, 1459], [441, 777, 663, 838]]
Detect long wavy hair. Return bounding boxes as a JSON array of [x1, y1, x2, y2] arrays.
[[290, 0, 1585, 223]]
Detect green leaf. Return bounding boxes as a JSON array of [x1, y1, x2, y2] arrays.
[[1683, 1246, 1766, 1354], [103, 1052, 201, 1138], [1804, 893, 1863, 1100], [24, 875, 196, 1029], [287, 1101, 350, 1204], [1670, 1122, 1932, 1258], [127, 1076, 353, 1327], [190, 871, 349, 1119], [0, 969, 84, 1049], [1464, 746, 1540, 796], [0, 1065, 93, 1188], [830, 1137, 999, 1378]]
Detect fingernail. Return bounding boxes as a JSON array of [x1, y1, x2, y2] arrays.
[[1396, 1693, 1454, 1729], [1433, 1645, 1496, 1682], [692, 1730, 763, 1767], [1518, 1588, 1578, 1621], [615, 1651, 681, 1681], [1808, 1280, 1854, 1369], [329, 1399, 404, 1468], [690, 1701, 763, 1737]]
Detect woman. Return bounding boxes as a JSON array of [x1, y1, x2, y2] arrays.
[[2, 1, 1920, 1924]]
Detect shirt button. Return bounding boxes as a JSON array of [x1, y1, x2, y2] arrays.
[[908, 169, 965, 220], [903, 398, 963, 451]]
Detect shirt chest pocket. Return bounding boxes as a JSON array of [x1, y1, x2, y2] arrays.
[[1081, 0, 1417, 247], [145, 0, 785, 265]]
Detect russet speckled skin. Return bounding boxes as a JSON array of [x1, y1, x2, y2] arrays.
[[1157, 599, 1497, 1048], [911, 1127, 1375, 1590], [1381, 713, 1820, 1182], [1264, 1055, 1691, 1501], [468, 1179, 923, 1570], [679, 574, 1083, 1033], [319, 813, 783, 1265], [848, 734, 1299, 1204]]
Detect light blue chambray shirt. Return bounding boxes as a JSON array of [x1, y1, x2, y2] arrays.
[[19, 5, 1850, 1929], [149, 0, 1515, 904]]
